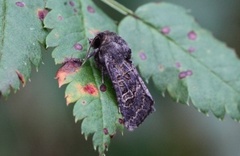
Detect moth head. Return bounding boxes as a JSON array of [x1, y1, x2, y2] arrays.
[[90, 32, 105, 49], [90, 31, 115, 49]]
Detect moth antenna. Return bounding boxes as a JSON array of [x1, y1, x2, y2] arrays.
[[82, 37, 98, 65], [82, 42, 92, 65]]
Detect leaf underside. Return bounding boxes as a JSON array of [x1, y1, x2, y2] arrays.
[[44, 0, 123, 155], [0, 0, 47, 96], [118, 2, 240, 120]]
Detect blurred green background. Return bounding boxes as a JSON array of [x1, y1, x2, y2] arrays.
[[1, 0, 240, 156]]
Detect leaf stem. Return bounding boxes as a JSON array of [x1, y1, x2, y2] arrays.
[[101, 0, 134, 16]]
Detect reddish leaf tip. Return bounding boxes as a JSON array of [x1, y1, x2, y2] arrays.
[[16, 70, 26, 86], [55, 59, 82, 87]]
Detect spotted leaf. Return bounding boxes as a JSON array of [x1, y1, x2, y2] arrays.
[[44, 0, 123, 155], [0, 0, 47, 96], [119, 2, 240, 120]]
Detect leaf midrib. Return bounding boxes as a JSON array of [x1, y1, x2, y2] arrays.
[[79, 0, 106, 150], [0, 0, 7, 61]]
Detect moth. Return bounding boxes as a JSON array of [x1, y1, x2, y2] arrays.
[[83, 31, 155, 131]]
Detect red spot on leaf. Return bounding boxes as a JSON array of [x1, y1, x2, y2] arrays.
[[83, 84, 98, 95], [55, 58, 82, 87], [16, 70, 26, 86], [37, 9, 48, 21]]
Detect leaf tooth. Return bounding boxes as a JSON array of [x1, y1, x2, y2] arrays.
[[93, 145, 97, 151], [84, 135, 88, 141], [161, 92, 165, 97], [218, 118, 223, 121], [176, 98, 179, 103]]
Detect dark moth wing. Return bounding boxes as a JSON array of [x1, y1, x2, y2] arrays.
[[103, 45, 155, 131]]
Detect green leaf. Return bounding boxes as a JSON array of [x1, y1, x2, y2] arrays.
[[44, 0, 123, 155], [118, 2, 240, 120], [0, 0, 47, 96]]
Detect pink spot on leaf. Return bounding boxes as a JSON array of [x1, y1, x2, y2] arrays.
[[188, 31, 197, 40], [74, 43, 83, 51], [87, 5, 95, 13], [103, 128, 109, 135], [161, 26, 170, 35], [188, 47, 196, 53], [16, 1, 25, 7], [58, 15, 63, 21], [186, 70, 193, 76], [179, 71, 187, 79], [139, 52, 147, 60], [179, 70, 193, 79], [175, 62, 181, 68], [69, 1, 74, 6], [38, 9, 48, 21]]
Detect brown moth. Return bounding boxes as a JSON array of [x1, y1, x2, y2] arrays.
[[83, 31, 155, 131]]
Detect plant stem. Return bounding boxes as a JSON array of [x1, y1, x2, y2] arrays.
[[101, 0, 134, 16]]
